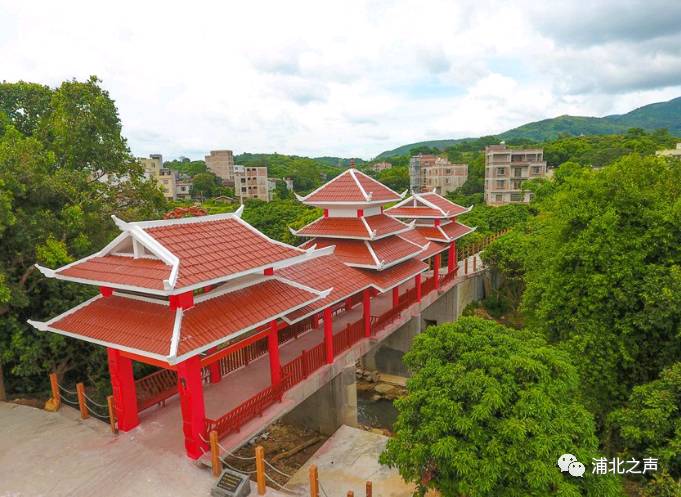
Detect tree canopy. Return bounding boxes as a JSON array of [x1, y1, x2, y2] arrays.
[[381, 317, 622, 497]]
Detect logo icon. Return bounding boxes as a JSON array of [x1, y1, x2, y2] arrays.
[[558, 454, 585, 477], [558, 454, 577, 472]]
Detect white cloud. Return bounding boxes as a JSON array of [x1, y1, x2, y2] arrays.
[[1, 0, 680, 159]]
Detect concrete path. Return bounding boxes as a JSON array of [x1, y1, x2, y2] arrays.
[[0, 402, 287, 497], [287, 425, 415, 497]]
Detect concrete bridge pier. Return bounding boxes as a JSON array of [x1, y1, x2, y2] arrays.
[[282, 364, 358, 435]]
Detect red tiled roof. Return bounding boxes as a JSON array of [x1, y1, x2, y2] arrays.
[[179, 279, 319, 355], [305, 238, 376, 266], [357, 258, 428, 292], [147, 218, 303, 288], [364, 214, 410, 237], [371, 235, 423, 265], [399, 231, 448, 260], [440, 221, 475, 240], [279, 255, 374, 320], [58, 256, 170, 290], [301, 169, 401, 204], [418, 192, 469, 216], [353, 171, 403, 201], [295, 217, 370, 238], [44, 278, 324, 360], [51, 296, 175, 356], [416, 221, 474, 242], [386, 206, 443, 218]]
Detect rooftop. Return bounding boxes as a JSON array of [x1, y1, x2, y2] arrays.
[[296, 169, 403, 205], [386, 191, 471, 219]]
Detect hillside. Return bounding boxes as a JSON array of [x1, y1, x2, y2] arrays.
[[376, 96, 681, 158]]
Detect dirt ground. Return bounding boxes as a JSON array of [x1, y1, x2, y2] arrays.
[[220, 422, 328, 488]]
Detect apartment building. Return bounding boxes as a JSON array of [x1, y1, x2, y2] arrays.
[[656, 143, 681, 158], [484, 144, 547, 205], [205, 150, 235, 182], [409, 154, 468, 194], [234, 165, 270, 202], [139, 154, 178, 200], [370, 161, 392, 172]]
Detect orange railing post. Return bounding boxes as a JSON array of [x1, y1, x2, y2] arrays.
[[366, 481, 373, 497], [76, 382, 89, 419], [107, 395, 117, 433], [309, 464, 319, 497], [49, 372, 61, 410], [347, 491, 354, 497], [210, 430, 221, 477], [256, 445, 266, 495]]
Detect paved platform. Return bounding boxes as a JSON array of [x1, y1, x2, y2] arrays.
[[287, 425, 415, 497], [0, 402, 289, 497]]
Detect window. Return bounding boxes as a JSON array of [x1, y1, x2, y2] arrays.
[[514, 167, 523, 177], [495, 194, 503, 202], [531, 166, 541, 174], [496, 179, 505, 188], [497, 168, 505, 176], [511, 193, 523, 202]]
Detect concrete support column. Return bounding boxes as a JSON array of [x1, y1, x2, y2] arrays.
[[323, 307, 334, 364], [176, 355, 208, 459], [268, 320, 281, 386], [392, 286, 399, 308], [448, 241, 456, 274], [434, 254, 441, 290], [107, 348, 139, 432], [208, 347, 221, 384], [415, 273, 422, 302], [363, 289, 371, 337]]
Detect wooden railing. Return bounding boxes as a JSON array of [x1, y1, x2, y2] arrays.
[[282, 342, 325, 391], [333, 318, 364, 355], [136, 368, 178, 412], [205, 381, 286, 438]]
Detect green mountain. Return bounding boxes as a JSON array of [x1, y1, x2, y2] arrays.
[[376, 96, 681, 158]]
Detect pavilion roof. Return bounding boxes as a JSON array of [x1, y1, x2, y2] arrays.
[[278, 255, 375, 322], [28, 276, 330, 364], [416, 221, 476, 243], [357, 258, 428, 292], [37, 210, 324, 296], [386, 191, 471, 219], [399, 229, 448, 260], [300, 235, 424, 270], [292, 214, 411, 240], [296, 169, 404, 206]]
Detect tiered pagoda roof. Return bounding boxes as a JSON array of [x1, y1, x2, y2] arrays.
[[386, 191, 475, 246], [29, 211, 339, 364], [293, 167, 428, 286]]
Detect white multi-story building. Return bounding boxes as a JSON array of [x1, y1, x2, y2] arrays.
[[484, 144, 547, 205], [409, 154, 468, 194]]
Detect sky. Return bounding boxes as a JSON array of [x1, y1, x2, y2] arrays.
[[2, 0, 681, 160]]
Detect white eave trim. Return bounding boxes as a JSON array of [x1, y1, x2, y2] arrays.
[[364, 241, 383, 268], [349, 169, 370, 202], [168, 308, 183, 357]]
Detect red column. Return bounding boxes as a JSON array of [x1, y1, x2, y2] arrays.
[[268, 320, 281, 386], [344, 297, 352, 311], [323, 307, 334, 364], [392, 287, 399, 308], [208, 347, 221, 384], [363, 289, 371, 337], [447, 241, 456, 274], [312, 313, 320, 328], [176, 355, 208, 459], [434, 254, 441, 290], [107, 348, 139, 432], [415, 274, 422, 302]]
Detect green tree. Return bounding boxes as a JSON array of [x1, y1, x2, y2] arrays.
[[0, 78, 166, 396], [377, 166, 409, 192], [381, 317, 622, 497], [519, 155, 681, 418], [191, 172, 219, 198], [609, 362, 681, 480]]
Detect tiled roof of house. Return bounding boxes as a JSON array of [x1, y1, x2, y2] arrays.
[[399, 230, 448, 260], [33, 277, 327, 363], [44, 213, 319, 295], [298, 169, 402, 205], [416, 221, 475, 243], [364, 214, 411, 238]]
